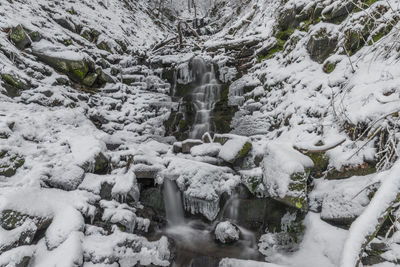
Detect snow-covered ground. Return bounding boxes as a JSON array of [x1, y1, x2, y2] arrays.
[[1, 0, 400, 266]]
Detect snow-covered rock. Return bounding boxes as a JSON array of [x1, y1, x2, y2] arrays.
[[215, 221, 240, 244]]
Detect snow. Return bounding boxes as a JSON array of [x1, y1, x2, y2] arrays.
[[219, 258, 284, 267], [340, 161, 400, 267], [262, 142, 314, 200], [191, 143, 221, 157], [215, 221, 240, 243], [218, 136, 250, 163]]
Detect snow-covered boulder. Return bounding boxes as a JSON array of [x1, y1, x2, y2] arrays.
[[262, 142, 314, 210], [190, 143, 222, 157], [218, 135, 252, 164], [320, 194, 365, 227], [181, 139, 203, 153], [162, 157, 240, 220], [215, 221, 240, 244]]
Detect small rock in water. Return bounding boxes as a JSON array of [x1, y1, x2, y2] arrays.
[[215, 221, 240, 244]]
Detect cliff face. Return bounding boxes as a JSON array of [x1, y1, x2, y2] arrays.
[[1, 0, 400, 266]]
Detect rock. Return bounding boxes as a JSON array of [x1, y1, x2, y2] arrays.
[[0, 210, 52, 231], [190, 143, 221, 157], [1, 73, 30, 97], [140, 187, 165, 216], [0, 220, 37, 253], [181, 139, 203, 154], [43, 165, 85, 191], [172, 142, 182, 153], [32, 50, 93, 84], [133, 164, 160, 179], [202, 132, 212, 143], [218, 137, 252, 164], [83, 73, 98, 87], [10, 25, 31, 50], [320, 194, 364, 227], [213, 134, 232, 145], [0, 150, 25, 177], [278, 7, 297, 31], [325, 162, 376, 180], [322, 2, 354, 23], [307, 29, 338, 63], [82, 152, 109, 174], [215, 221, 240, 244]]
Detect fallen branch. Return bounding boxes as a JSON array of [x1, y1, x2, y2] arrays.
[[182, 21, 201, 40], [152, 36, 178, 51], [293, 138, 346, 154], [340, 161, 400, 267]]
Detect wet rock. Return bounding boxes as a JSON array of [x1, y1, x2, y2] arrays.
[[134, 164, 160, 180], [215, 221, 240, 244], [140, 187, 165, 216], [10, 25, 31, 50], [0, 150, 25, 177], [181, 139, 203, 154], [307, 29, 338, 63], [202, 132, 212, 143], [83, 73, 98, 87], [191, 256, 220, 267], [172, 142, 182, 153]]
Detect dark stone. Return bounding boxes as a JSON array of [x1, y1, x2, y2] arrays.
[[172, 142, 182, 154], [10, 25, 31, 50], [181, 139, 203, 154], [307, 30, 338, 63], [140, 187, 165, 216]]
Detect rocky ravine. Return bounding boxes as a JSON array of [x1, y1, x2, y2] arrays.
[[1, 0, 400, 267]]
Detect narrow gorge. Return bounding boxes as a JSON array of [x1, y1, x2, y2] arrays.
[[1, 0, 400, 267]]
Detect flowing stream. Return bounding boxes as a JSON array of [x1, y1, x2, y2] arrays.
[[161, 179, 262, 267], [189, 57, 221, 139]]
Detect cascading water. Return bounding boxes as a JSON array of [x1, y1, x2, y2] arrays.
[[163, 179, 185, 225], [189, 57, 221, 139]]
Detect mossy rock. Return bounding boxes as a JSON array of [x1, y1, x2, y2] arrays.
[[323, 61, 337, 73], [0, 150, 25, 177], [0, 210, 52, 230], [97, 41, 112, 53], [307, 29, 338, 63], [307, 152, 329, 178], [83, 73, 98, 87], [10, 25, 31, 50], [280, 170, 310, 211], [81, 152, 109, 174], [258, 39, 286, 62], [326, 163, 376, 180], [32, 51, 92, 84]]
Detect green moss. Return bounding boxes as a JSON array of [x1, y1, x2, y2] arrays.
[[276, 27, 295, 41], [307, 152, 329, 178], [1, 74, 20, 88], [258, 39, 286, 62], [323, 61, 336, 73], [238, 142, 252, 158], [247, 176, 260, 193]]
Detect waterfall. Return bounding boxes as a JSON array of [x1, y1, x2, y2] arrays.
[[189, 57, 221, 139], [163, 179, 185, 225]]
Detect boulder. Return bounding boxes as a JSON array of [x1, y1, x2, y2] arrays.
[[190, 143, 221, 157], [201, 132, 212, 143], [0, 209, 52, 231], [140, 187, 165, 216], [10, 25, 31, 50], [32, 49, 96, 85], [181, 139, 203, 154], [172, 142, 182, 153], [215, 221, 240, 244], [218, 137, 252, 164], [43, 165, 85, 191], [82, 152, 109, 174], [0, 150, 24, 177], [307, 29, 338, 63]]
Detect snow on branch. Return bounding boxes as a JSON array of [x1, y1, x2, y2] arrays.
[[293, 138, 346, 154], [340, 161, 400, 267]]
